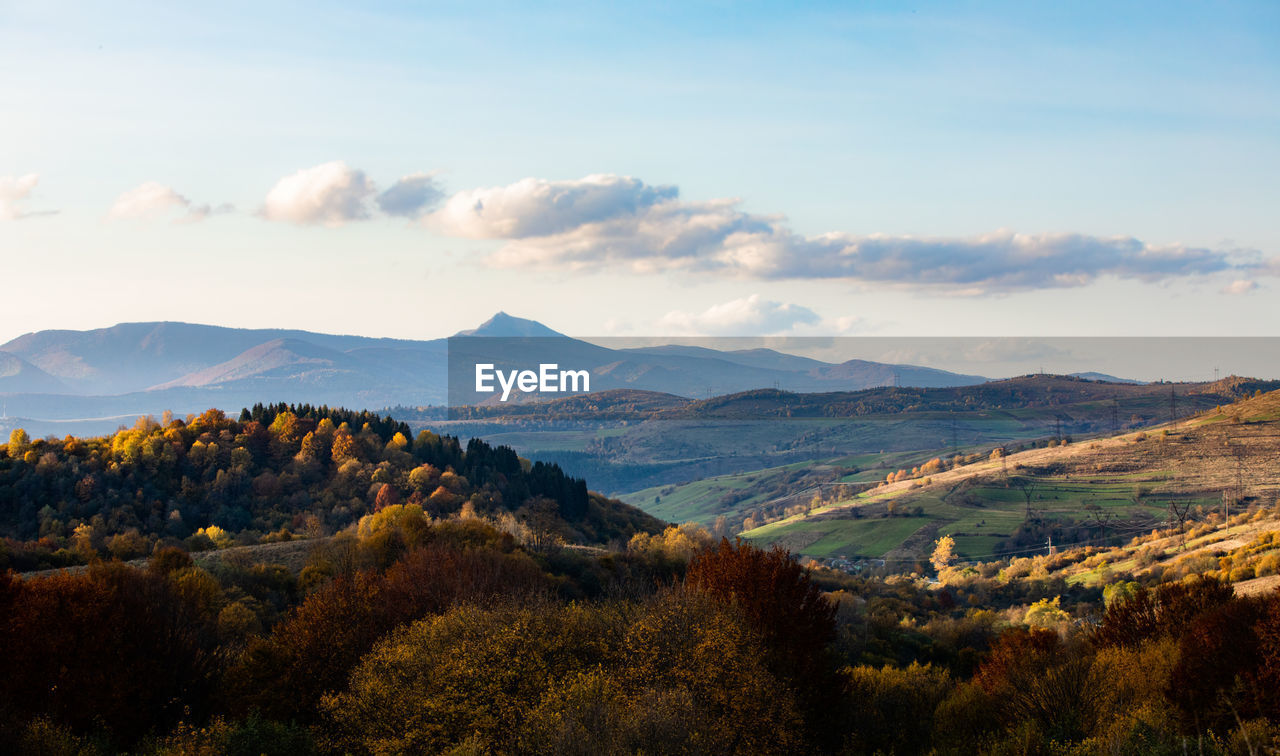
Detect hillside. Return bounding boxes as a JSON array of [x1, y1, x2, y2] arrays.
[[1026, 504, 1280, 595], [743, 387, 1280, 563], [448, 374, 1274, 425], [427, 375, 1272, 500], [0, 404, 663, 573], [670, 374, 1278, 419]]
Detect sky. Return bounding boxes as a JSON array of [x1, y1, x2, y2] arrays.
[[2, 0, 1278, 344]]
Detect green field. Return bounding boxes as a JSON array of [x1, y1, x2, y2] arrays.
[[742, 469, 1200, 560], [620, 448, 967, 526], [622, 459, 820, 524], [744, 515, 929, 558]]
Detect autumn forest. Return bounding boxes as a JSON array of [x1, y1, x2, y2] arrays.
[[1, 397, 1279, 754]]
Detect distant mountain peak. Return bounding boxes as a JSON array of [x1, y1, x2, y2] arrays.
[[455, 313, 565, 338]]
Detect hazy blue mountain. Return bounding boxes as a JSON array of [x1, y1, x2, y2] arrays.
[[0, 352, 68, 394], [153, 338, 361, 388], [1, 314, 1005, 436], [0, 321, 440, 395], [1069, 371, 1144, 384], [152, 337, 447, 408], [808, 359, 989, 389], [620, 345, 831, 373]]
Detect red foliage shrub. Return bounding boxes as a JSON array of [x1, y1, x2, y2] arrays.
[[0, 564, 220, 746], [686, 539, 841, 746]]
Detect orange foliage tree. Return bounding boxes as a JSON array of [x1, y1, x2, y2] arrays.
[[685, 539, 841, 746]]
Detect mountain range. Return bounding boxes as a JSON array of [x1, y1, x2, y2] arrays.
[[2, 312, 1001, 435]]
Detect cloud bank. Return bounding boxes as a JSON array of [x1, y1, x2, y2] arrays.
[[660, 294, 820, 335], [40, 164, 1273, 298], [0, 174, 41, 220], [429, 173, 1254, 293]]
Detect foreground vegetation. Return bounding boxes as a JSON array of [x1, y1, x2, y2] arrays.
[[3, 508, 1280, 754]]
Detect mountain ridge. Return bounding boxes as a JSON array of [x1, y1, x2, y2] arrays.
[[6, 315, 1200, 438]]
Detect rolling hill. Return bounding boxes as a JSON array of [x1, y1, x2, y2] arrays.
[[432, 374, 1269, 497], [741, 387, 1280, 564]]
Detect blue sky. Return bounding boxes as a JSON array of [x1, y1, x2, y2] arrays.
[[1, 0, 1277, 343]]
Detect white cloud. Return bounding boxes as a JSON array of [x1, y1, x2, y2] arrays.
[[262, 161, 376, 226], [830, 315, 867, 334], [429, 173, 1252, 293], [1222, 279, 1257, 295], [107, 181, 225, 223], [659, 294, 820, 335], [0, 174, 41, 220], [377, 172, 445, 218], [430, 173, 678, 238]]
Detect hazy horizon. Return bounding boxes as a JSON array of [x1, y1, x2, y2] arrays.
[[6, 314, 1280, 385]]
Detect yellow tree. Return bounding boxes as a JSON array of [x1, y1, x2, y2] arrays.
[[931, 534, 957, 573], [269, 411, 301, 443], [7, 428, 30, 459], [331, 427, 358, 463]]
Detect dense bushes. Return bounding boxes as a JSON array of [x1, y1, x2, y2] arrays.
[[324, 590, 802, 754], [4, 517, 1280, 754], [0, 564, 222, 745], [225, 541, 549, 721]]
